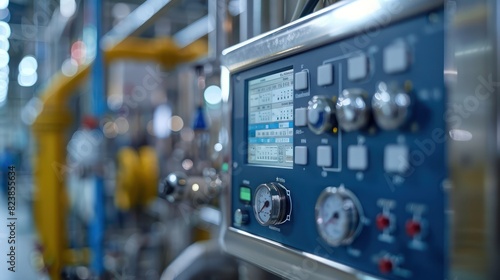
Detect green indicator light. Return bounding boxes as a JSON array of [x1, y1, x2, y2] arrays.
[[240, 187, 251, 202], [221, 162, 229, 172]]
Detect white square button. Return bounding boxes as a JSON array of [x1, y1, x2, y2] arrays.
[[348, 54, 368, 81], [384, 43, 409, 74], [295, 108, 307, 127], [348, 145, 368, 170], [317, 64, 333, 86], [317, 146, 332, 167], [295, 146, 308, 165], [295, 71, 308, 91], [384, 145, 409, 173]]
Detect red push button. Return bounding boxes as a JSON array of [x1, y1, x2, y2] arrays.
[[378, 258, 393, 274], [376, 214, 391, 230], [406, 220, 422, 237]]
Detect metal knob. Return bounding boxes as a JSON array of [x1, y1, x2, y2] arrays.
[[307, 95, 336, 135], [159, 172, 187, 203], [335, 88, 370, 131], [372, 82, 412, 130]]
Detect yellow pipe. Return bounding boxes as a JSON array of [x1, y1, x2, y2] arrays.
[[32, 37, 207, 279]]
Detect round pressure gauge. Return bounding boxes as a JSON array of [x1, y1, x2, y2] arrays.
[[315, 187, 363, 246], [253, 182, 290, 226]]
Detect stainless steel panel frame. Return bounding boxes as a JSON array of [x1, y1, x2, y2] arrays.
[[221, 0, 443, 72], [220, 0, 499, 278]]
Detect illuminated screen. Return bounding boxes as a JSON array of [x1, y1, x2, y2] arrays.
[[247, 69, 294, 168]]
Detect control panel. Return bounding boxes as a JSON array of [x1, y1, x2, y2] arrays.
[[224, 2, 447, 280]]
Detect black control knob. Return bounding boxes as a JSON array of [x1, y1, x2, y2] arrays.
[[234, 209, 250, 225]]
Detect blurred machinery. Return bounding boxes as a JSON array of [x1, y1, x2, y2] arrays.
[[23, 0, 499, 279], [32, 36, 206, 279], [29, 0, 283, 279]]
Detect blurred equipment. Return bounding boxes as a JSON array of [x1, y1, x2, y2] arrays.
[[159, 169, 222, 207], [115, 146, 159, 210], [32, 35, 205, 280], [221, 0, 499, 279]]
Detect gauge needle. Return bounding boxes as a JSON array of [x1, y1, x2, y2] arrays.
[[259, 200, 270, 213], [326, 212, 339, 224]]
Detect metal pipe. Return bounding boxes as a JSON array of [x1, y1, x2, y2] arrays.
[[88, 0, 105, 276], [173, 15, 212, 49], [101, 0, 182, 49]]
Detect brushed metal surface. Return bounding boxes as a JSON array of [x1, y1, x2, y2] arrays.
[[445, 0, 499, 279], [221, 0, 444, 73], [223, 228, 375, 280]]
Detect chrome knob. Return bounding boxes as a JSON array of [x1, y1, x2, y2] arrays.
[[307, 95, 336, 135], [159, 172, 187, 203], [335, 88, 370, 131], [372, 82, 412, 130]]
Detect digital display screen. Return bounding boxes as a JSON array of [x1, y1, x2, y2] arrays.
[[240, 186, 252, 202], [248, 69, 294, 168]]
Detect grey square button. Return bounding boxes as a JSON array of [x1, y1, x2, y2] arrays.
[[348, 54, 368, 81], [295, 146, 308, 165], [295, 108, 307, 127], [317, 64, 333, 86], [384, 43, 409, 74], [348, 145, 368, 170], [295, 71, 308, 91], [384, 145, 409, 173], [317, 146, 332, 167]]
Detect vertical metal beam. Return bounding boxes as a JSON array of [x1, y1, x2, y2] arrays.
[[239, 0, 251, 41], [269, 0, 285, 30], [239, 0, 266, 42], [252, 0, 262, 36], [208, 0, 228, 61]]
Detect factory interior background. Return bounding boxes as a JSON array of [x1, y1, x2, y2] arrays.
[[0, 0, 498, 279]]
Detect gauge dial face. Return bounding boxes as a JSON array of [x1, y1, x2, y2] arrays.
[[318, 193, 349, 242], [254, 185, 272, 225], [315, 187, 361, 246]]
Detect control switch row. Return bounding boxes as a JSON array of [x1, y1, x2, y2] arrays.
[[295, 42, 410, 91], [294, 144, 408, 173]]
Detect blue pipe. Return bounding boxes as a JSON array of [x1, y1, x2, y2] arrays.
[[89, 0, 105, 276]]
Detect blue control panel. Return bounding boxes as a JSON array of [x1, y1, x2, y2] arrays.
[[231, 9, 447, 280]]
